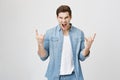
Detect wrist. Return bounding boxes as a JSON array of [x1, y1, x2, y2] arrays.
[[38, 43, 44, 47], [84, 47, 90, 51], [83, 48, 90, 57]]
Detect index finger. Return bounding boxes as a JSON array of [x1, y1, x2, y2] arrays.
[[36, 29, 39, 36], [92, 33, 96, 40]]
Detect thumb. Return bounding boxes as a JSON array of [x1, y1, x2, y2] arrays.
[[85, 37, 88, 42]]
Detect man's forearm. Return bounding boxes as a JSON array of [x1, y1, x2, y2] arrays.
[[82, 48, 90, 57], [37, 44, 47, 58]]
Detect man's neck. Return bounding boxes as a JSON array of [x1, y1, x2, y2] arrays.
[[63, 31, 69, 36]]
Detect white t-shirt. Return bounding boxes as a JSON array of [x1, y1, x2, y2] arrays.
[[60, 35, 74, 75]]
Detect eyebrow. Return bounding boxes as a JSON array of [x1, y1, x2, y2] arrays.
[[59, 16, 69, 19]]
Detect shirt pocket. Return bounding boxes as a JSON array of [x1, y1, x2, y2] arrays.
[[50, 37, 59, 50]]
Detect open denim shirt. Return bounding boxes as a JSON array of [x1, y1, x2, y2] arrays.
[[40, 24, 89, 80]]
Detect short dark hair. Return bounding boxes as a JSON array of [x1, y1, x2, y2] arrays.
[[56, 5, 72, 17]]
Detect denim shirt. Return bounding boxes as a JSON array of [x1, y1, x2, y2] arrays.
[[40, 24, 88, 80]]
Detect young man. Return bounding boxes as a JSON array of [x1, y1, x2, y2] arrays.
[[36, 5, 96, 80]]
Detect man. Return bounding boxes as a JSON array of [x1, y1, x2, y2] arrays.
[[36, 5, 96, 80]]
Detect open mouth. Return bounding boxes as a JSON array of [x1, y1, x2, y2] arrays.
[[62, 24, 67, 29]]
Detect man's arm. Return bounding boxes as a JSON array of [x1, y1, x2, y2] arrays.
[[36, 29, 47, 59], [37, 43, 47, 58], [82, 33, 96, 57]]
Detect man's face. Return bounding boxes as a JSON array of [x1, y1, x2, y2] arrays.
[[57, 12, 71, 31]]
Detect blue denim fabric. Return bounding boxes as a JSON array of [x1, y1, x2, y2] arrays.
[[59, 72, 76, 80], [40, 24, 88, 80]]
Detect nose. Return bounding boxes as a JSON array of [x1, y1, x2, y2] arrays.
[[62, 19, 66, 23]]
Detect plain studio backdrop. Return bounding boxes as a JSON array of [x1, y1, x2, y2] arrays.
[[0, 0, 120, 80]]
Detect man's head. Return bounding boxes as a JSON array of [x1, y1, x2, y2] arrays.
[[56, 5, 72, 17], [56, 5, 72, 31]]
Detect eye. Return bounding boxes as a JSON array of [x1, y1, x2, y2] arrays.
[[59, 17, 63, 19]]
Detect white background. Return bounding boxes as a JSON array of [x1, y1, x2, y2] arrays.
[[0, 0, 120, 80]]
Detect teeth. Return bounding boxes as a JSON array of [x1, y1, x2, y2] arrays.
[[62, 24, 66, 27]]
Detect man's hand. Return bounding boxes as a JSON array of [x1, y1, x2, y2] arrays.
[[36, 29, 44, 46], [35, 29, 47, 58], [83, 33, 96, 57], [85, 33, 96, 50]]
